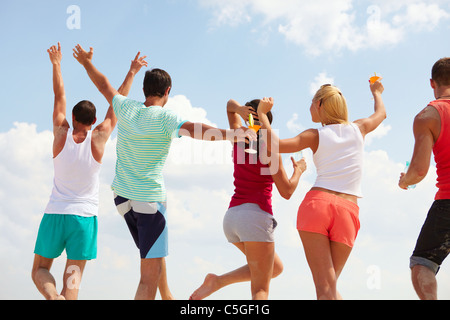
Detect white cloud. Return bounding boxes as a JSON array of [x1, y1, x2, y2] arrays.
[[199, 0, 450, 55], [365, 123, 392, 146], [309, 72, 335, 96], [393, 3, 450, 31], [286, 113, 306, 134], [1, 95, 449, 300]]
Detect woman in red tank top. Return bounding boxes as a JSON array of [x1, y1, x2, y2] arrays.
[[190, 99, 307, 300]]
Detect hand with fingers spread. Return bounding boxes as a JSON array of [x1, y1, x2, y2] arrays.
[[73, 44, 93, 66], [129, 52, 148, 75], [48, 42, 62, 65]]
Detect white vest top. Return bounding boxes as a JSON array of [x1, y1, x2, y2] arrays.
[[313, 123, 364, 198], [45, 129, 101, 217]]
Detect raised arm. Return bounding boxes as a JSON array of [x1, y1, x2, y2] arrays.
[[94, 52, 148, 137], [48, 42, 69, 130], [72, 44, 119, 106], [226, 99, 258, 129], [354, 79, 387, 138], [117, 52, 148, 97]]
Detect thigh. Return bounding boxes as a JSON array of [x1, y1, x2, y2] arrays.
[[243, 242, 275, 284], [299, 231, 334, 281], [32, 254, 54, 273], [299, 231, 352, 280]]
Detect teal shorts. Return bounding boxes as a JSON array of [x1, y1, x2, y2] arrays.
[[34, 214, 98, 260]]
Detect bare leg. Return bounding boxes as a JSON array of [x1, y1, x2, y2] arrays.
[[158, 257, 174, 300], [190, 242, 282, 300], [60, 259, 87, 300], [411, 265, 438, 300], [31, 254, 65, 300], [245, 241, 275, 300], [299, 231, 352, 300], [135, 257, 162, 300]]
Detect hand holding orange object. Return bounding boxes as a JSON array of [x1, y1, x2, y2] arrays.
[[369, 72, 381, 84]]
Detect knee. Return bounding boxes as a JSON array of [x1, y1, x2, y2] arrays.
[[315, 279, 337, 300], [140, 258, 162, 284]]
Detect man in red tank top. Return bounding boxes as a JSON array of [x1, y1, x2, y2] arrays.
[[399, 57, 450, 300]]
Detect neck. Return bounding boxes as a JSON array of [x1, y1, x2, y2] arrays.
[[72, 122, 92, 133], [144, 96, 166, 107], [435, 86, 450, 100]]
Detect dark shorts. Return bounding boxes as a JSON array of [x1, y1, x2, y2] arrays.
[[410, 200, 450, 274], [114, 194, 168, 259]]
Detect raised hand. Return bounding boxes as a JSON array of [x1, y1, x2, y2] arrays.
[[130, 52, 148, 74], [48, 42, 62, 65], [258, 97, 274, 114], [72, 44, 93, 66]]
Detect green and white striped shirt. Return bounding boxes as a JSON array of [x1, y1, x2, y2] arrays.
[[112, 95, 187, 202]]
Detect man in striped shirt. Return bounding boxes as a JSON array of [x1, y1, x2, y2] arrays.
[[73, 44, 256, 300]]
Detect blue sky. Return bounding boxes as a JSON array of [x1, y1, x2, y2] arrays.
[[1, 0, 450, 160], [1, 0, 450, 300]]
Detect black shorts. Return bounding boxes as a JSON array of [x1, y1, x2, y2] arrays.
[[410, 200, 450, 274]]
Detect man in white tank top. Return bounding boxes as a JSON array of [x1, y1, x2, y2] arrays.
[[31, 42, 147, 300]]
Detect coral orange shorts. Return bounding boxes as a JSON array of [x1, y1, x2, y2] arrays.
[[297, 190, 360, 248]]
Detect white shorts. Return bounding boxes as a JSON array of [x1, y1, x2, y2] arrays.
[[223, 203, 277, 243]]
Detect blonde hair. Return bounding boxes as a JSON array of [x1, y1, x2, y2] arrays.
[[313, 84, 349, 125]]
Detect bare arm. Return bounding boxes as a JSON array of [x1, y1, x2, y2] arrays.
[[94, 52, 148, 137], [354, 79, 387, 138], [399, 106, 439, 189], [72, 44, 119, 106], [257, 97, 319, 154], [179, 122, 256, 142], [48, 42, 69, 131], [271, 154, 307, 199], [226, 99, 258, 129]]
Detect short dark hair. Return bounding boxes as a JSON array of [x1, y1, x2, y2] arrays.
[[72, 100, 96, 125], [143, 68, 172, 98], [432, 57, 450, 86], [245, 99, 273, 156], [245, 99, 273, 124]]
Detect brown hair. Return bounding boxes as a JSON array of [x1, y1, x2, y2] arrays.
[[72, 100, 96, 125], [432, 57, 450, 87]]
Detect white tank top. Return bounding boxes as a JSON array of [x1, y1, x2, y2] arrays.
[[313, 123, 364, 197], [45, 129, 101, 217]]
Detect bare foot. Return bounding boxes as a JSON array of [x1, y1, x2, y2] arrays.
[[189, 274, 220, 300], [56, 294, 66, 300]]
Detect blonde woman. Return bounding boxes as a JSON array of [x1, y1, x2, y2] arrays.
[[257, 81, 386, 299]]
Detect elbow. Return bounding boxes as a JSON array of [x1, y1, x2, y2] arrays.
[[98, 82, 110, 96], [280, 189, 294, 200]]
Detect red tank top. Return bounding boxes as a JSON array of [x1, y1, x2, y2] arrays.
[[430, 99, 450, 200], [229, 143, 274, 215]]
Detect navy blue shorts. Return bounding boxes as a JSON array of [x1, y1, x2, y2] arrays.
[[114, 194, 168, 259], [410, 200, 450, 274]]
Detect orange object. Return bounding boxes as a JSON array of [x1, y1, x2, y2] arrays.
[[369, 73, 381, 84], [248, 124, 261, 133]]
